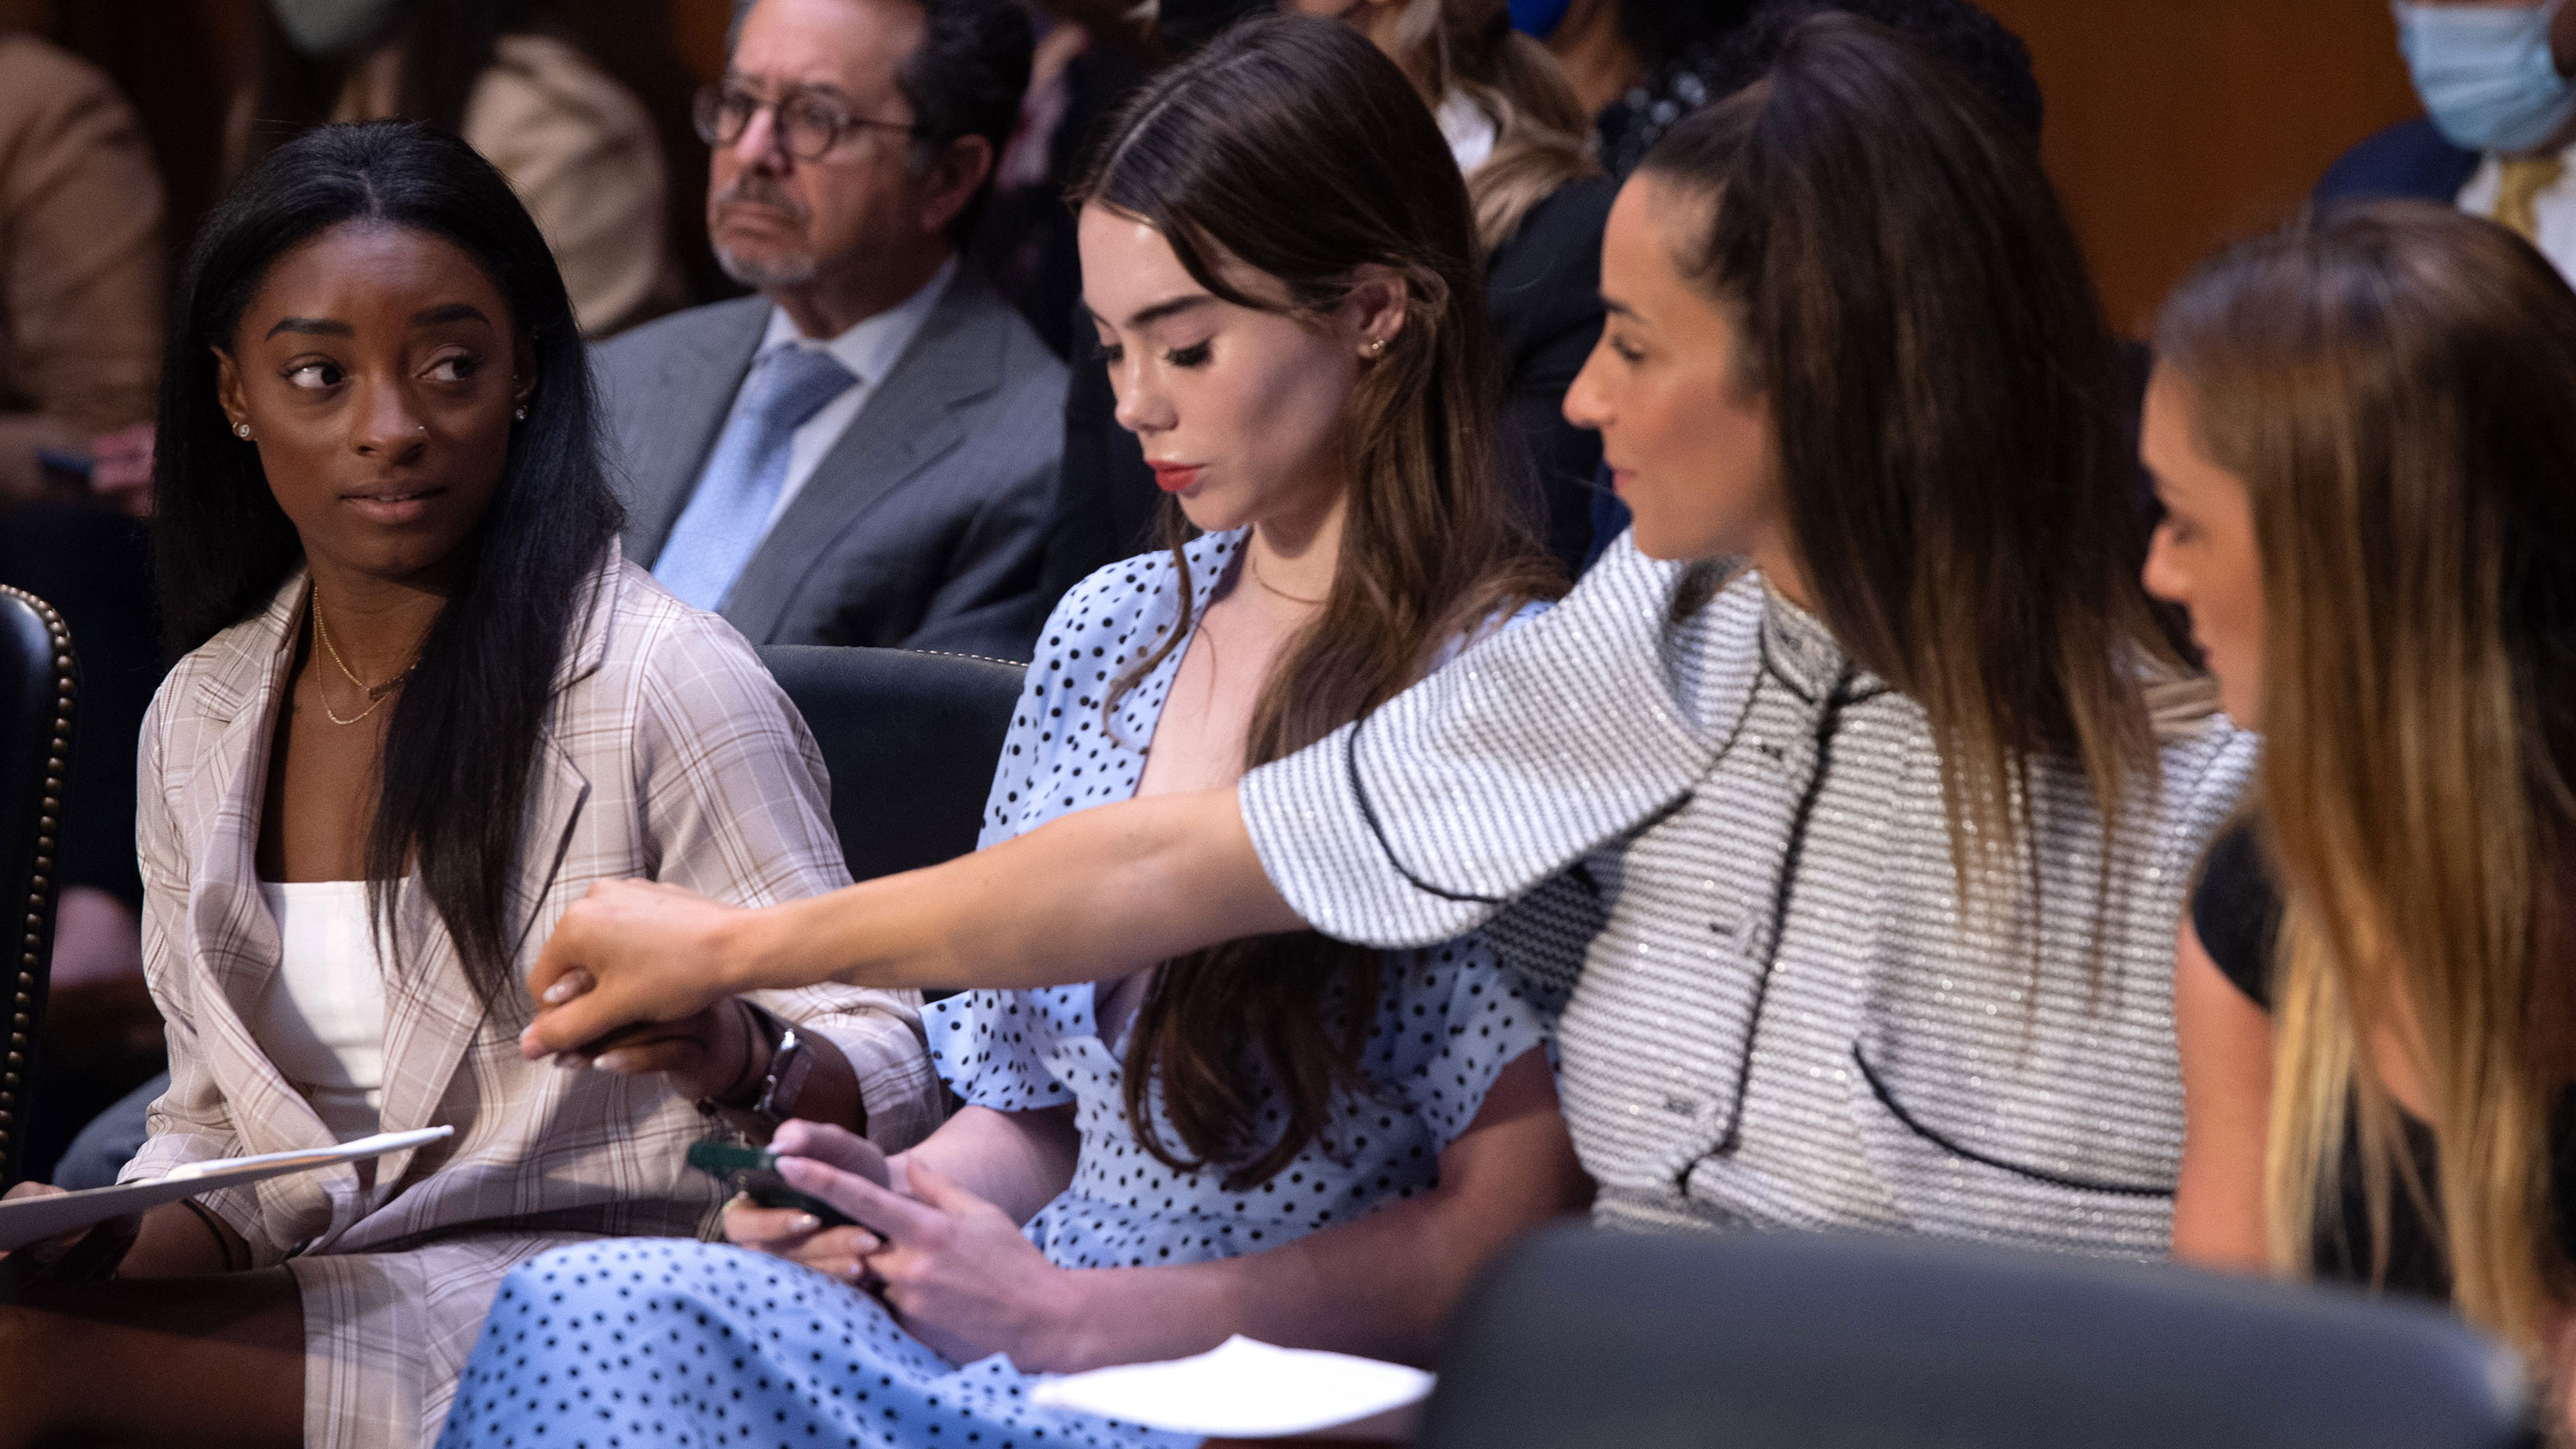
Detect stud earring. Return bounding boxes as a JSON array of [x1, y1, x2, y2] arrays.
[[234, 422, 252, 440], [1364, 337, 1388, 357], [514, 405, 527, 421]]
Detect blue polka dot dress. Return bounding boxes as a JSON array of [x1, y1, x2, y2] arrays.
[[435, 536, 1552, 1449]]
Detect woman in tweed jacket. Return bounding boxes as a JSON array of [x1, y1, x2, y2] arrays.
[[528, 19, 2255, 1260], [0, 124, 935, 1449]]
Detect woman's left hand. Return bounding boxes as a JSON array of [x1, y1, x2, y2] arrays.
[[568, 997, 756, 1102], [774, 1153, 1083, 1370]]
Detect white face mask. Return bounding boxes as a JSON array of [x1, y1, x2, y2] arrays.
[[2392, 0, 2576, 154], [269, 0, 407, 57]]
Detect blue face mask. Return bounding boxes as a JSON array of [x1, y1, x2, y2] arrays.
[[2393, 0, 2576, 154], [1509, 0, 1574, 42]]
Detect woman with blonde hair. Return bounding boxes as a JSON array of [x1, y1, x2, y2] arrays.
[[2154, 200, 2576, 1407]]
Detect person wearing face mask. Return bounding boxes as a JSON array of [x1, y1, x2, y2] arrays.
[[2318, 1, 2576, 280], [239, 0, 690, 336]]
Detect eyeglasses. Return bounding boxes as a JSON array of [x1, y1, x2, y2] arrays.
[[693, 83, 924, 161]]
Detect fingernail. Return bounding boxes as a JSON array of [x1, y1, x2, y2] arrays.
[[593, 1051, 630, 1074], [791, 1214, 820, 1234], [542, 979, 578, 1005]]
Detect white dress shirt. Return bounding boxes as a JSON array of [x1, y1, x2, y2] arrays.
[[2457, 143, 2576, 282], [691, 255, 958, 540]]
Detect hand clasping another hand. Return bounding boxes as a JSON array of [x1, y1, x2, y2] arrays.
[[520, 878, 752, 1062]]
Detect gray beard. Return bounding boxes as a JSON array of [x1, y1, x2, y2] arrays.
[[715, 245, 820, 291]]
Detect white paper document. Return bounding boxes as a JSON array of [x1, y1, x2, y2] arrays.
[[1029, 1334, 1435, 1439], [0, 1125, 454, 1252]]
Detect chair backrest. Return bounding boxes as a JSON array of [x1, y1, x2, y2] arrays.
[[1419, 1226, 2534, 1449], [756, 647, 1026, 885], [0, 586, 74, 1188]]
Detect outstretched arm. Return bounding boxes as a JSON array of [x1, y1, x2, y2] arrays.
[[522, 787, 1303, 1058]]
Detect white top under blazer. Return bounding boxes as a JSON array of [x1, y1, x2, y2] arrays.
[[252, 880, 388, 1144]]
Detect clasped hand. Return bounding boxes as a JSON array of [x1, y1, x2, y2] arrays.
[[721, 1119, 1079, 1371], [519, 877, 752, 1066]]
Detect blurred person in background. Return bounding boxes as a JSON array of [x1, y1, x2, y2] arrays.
[[0, 24, 161, 510], [237, 0, 690, 336], [598, 0, 1065, 660], [1291, 0, 1613, 572], [1522, 0, 1753, 164], [2318, 0, 2576, 285], [969, 0, 1154, 357], [0, 22, 172, 1185]]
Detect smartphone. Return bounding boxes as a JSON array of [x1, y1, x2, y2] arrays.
[[686, 1140, 862, 1228]]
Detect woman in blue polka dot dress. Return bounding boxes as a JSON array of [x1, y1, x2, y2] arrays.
[[435, 19, 1589, 1449]]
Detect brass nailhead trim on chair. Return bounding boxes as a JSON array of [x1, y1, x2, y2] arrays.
[[0, 585, 72, 1178]]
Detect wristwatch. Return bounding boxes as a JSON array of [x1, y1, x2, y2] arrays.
[[750, 1022, 814, 1125]]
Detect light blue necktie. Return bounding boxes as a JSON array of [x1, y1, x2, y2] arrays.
[[653, 343, 858, 611]]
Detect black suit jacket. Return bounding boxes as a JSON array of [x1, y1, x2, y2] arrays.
[[1489, 176, 1615, 574]]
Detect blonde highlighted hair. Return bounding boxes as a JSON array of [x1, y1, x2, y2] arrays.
[[2159, 201, 2576, 1362], [1373, 0, 1599, 252]]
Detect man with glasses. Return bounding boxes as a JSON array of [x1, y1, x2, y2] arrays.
[[596, 0, 1063, 659]]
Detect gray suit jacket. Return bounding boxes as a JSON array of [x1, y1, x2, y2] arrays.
[[594, 267, 1067, 660]]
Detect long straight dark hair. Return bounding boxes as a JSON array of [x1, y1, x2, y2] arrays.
[[155, 120, 622, 1004], [1075, 15, 1562, 1189], [1636, 14, 2170, 914]]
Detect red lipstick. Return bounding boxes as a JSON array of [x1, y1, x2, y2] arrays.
[[1150, 463, 1204, 494]]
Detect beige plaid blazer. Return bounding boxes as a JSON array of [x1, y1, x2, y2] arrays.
[[121, 546, 939, 1447]]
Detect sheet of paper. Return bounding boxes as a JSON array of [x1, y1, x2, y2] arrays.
[[0, 1125, 454, 1252], [1029, 1334, 1435, 1438]]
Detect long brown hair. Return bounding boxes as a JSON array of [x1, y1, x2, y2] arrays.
[[1633, 13, 2172, 921], [1073, 14, 1562, 1190], [1371, 0, 1600, 252], [2158, 203, 2576, 1361]]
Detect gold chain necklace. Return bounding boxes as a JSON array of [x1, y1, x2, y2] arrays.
[[1247, 551, 1326, 607], [309, 583, 420, 727]]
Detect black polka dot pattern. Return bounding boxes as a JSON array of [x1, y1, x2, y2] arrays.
[[433, 540, 1553, 1449], [434, 1239, 1198, 1448], [928, 534, 1551, 1268]]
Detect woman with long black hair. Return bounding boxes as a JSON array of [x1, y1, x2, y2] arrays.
[[0, 122, 934, 1449]]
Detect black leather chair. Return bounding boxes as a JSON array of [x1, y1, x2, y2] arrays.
[[1419, 1226, 2533, 1449], [0, 586, 75, 1188], [756, 647, 1026, 886]]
